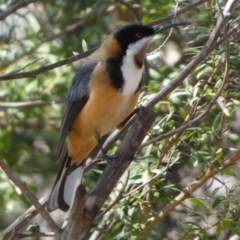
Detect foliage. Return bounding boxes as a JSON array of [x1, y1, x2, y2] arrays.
[[1, 0, 240, 239]]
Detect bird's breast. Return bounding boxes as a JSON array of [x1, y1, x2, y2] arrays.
[[121, 50, 143, 96], [71, 62, 140, 137]]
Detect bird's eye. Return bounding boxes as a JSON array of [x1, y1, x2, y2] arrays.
[[136, 32, 143, 39]]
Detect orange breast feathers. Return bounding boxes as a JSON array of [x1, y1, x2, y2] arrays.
[[68, 62, 139, 164]]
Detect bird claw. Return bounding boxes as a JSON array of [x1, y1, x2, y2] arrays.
[[102, 153, 118, 168]]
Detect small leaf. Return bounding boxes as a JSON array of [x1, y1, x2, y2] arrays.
[[82, 39, 88, 52], [212, 198, 222, 209], [189, 198, 208, 212]]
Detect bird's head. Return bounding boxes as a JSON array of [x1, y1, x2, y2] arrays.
[[111, 23, 187, 67]]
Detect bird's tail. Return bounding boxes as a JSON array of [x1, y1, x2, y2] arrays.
[[47, 152, 85, 212]]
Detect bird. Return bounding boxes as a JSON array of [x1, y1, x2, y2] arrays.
[[47, 22, 186, 212]]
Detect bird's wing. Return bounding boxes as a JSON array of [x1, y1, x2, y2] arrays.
[[47, 60, 98, 212], [57, 60, 98, 160]]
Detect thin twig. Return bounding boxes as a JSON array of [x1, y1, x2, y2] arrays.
[[15, 232, 55, 239], [123, 157, 179, 198], [141, 94, 225, 148], [0, 160, 60, 237], [2, 194, 49, 240], [0, 0, 39, 20], [147, 0, 179, 56], [146, 0, 208, 27], [116, 0, 141, 23], [0, 98, 65, 109], [213, 0, 231, 152], [0, 48, 96, 81], [8, 57, 43, 75]]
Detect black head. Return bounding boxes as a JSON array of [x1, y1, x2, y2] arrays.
[[113, 24, 154, 52], [113, 23, 188, 53]]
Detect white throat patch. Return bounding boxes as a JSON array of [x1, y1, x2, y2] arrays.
[[121, 36, 152, 96]]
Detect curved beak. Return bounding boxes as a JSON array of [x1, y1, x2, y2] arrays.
[[154, 22, 189, 34]]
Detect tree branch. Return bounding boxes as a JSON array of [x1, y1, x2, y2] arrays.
[[147, 0, 208, 27], [0, 48, 96, 81], [0, 160, 60, 238], [15, 232, 55, 239], [0, 98, 65, 109], [2, 194, 49, 240], [0, 0, 39, 20]]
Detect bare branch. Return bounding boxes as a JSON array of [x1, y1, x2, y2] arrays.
[[0, 48, 95, 81], [2, 194, 49, 240], [0, 160, 60, 238], [0, 99, 65, 109], [9, 57, 43, 75], [0, 0, 39, 20], [15, 232, 55, 239], [147, 0, 180, 56]]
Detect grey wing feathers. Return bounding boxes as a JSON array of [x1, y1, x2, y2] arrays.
[[57, 60, 98, 160]]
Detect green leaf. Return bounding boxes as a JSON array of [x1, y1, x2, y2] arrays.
[[189, 198, 208, 212], [82, 39, 88, 52]]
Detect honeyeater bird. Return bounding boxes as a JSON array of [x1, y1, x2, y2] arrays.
[[47, 22, 186, 212]]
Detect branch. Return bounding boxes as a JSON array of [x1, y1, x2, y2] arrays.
[[0, 0, 39, 20], [0, 48, 96, 81], [0, 98, 65, 109], [0, 160, 60, 238], [2, 194, 49, 240], [15, 232, 55, 239]]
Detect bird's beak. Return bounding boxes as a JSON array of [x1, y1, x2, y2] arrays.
[[153, 22, 189, 34], [133, 22, 189, 68]]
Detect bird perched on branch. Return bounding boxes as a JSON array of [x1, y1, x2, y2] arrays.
[[47, 22, 186, 212]]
